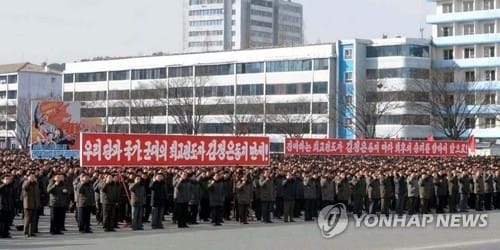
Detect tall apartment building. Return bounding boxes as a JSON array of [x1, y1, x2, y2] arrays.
[[183, 0, 303, 53], [0, 63, 61, 148], [427, 0, 500, 140]]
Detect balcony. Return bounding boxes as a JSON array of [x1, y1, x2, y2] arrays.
[[427, 9, 500, 24], [432, 33, 500, 47], [432, 57, 500, 68]]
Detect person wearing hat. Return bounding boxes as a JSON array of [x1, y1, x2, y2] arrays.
[[23, 172, 40, 237], [76, 173, 95, 233], [0, 174, 15, 238]]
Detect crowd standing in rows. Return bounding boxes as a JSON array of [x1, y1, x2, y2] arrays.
[[0, 150, 499, 238]]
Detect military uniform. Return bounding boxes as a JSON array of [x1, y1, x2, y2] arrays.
[[76, 181, 95, 233], [129, 181, 145, 230], [23, 180, 40, 237], [101, 181, 121, 231]]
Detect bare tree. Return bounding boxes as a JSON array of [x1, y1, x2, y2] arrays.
[[130, 82, 166, 133], [336, 79, 399, 139], [15, 98, 31, 149], [228, 97, 265, 136], [265, 99, 311, 138], [414, 69, 488, 140], [107, 100, 130, 133]]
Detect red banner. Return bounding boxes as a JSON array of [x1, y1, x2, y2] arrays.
[[285, 138, 469, 157], [80, 133, 270, 167]]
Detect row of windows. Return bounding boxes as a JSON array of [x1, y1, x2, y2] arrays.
[[189, 0, 223, 5], [442, 0, 494, 14], [189, 9, 223, 16], [439, 23, 495, 37], [65, 58, 329, 83], [189, 30, 223, 37], [250, 9, 273, 18], [280, 15, 301, 23], [378, 115, 431, 126], [367, 45, 430, 58], [189, 19, 223, 27], [196, 64, 234, 76], [0, 75, 17, 84], [251, 0, 273, 8], [251, 20, 273, 28], [188, 41, 224, 47], [250, 31, 273, 39], [80, 102, 327, 118], [0, 106, 17, 115], [465, 117, 497, 129], [366, 91, 430, 102], [267, 59, 311, 72], [366, 68, 430, 80], [279, 24, 302, 34], [279, 4, 302, 13], [0, 91, 17, 99]]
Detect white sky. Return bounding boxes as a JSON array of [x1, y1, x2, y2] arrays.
[[0, 0, 435, 64]]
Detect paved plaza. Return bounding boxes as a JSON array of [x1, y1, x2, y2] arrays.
[[1, 210, 499, 250]]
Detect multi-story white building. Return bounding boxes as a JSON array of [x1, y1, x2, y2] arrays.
[[0, 63, 62, 148], [427, 0, 500, 140], [63, 39, 432, 151], [183, 0, 303, 53]]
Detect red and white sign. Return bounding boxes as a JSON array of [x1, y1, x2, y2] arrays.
[[81, 133, 270, 167], [285, 138, 469, 157]]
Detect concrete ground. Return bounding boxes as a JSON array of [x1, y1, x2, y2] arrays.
[[1, 210, 499, 250]]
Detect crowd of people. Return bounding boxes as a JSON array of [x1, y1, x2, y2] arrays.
[[0, 149, 499, 239]]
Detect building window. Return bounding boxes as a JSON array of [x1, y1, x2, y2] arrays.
[[367, 45, 429, 57], [236, 84, 264, 96], [463, 1, 474, 12], [237, 62, 264, 74], [266, 59, 312, 73], [484, 46, 495, 57], [195, 64, 234, 76], [7, 91, 17, 99], [465, 94, 476, 105], [484, 23, 495, 34], [484, 0, 494, 10], [465, 118, 476, 129], [313, 82, 328, 94], [464, 24, 475, 35], [7, 75, 17, 84], [464, 48, 475, 58], [442, 26, 453, 37], [484, 93, 496, 104], [344, 118, 353, 127], [313, 59, 329, 70], [345, 72, 353, 82], [168, 66, 193, 78], [344, 49, 353, 59], [131, 68, 166, 80], [485, 118, 496, 128], [485, 70, 496, 81], [443, 49, 454, 60], [312, 123, 328, 134], [345, 96, 353, 106], [442, 3, 453, 13], [465, 71, 476, 82], [109, 70, 130, 81]]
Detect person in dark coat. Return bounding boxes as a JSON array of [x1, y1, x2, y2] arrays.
[[0, 174, 15, 238], [188, 175, 201, 224], [458, 170, 471, 212], [419, 173, 433, 214], [100, 174, 121, 232], [222, 173, 233, 221], [76, 173, 95, 233], [484, 171, 494, 210], [320, 173, 336, 209], [447, 170, 459, 213], [174, 172, 191, 228], [93, 175, 102, 225], [335, 173, 350, 209], [380, 173, 393, 216], [494, 170, 500, 209], [366, 173, 381, 214], [236, 174, 253, 224], [433, 171, 448, 214], [350, 173, 365, 217], [141, 172, 152, 222], [303, 174, 317, 221], [259, 171, 275, 223], [199, 173, 211, 222], [282, 173, 296, 223], [23, 173, 40, 237], [407, 172, 419, 215], [150, 174, 167, 229], [129, 175, 146, 230], [47, 173, 69, 235], [208, 173, 225, 226], [473, 170, 485, 211], [394, 171, 407, 216]]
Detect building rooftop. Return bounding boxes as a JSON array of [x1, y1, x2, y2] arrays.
[[0, 62, 61, 74]]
